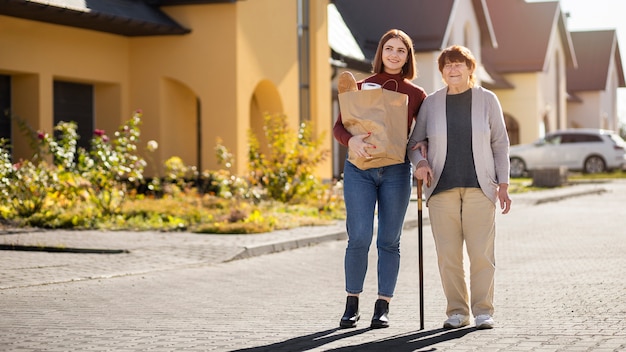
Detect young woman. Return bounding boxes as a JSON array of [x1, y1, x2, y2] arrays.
[[334, 29, 427, 329]]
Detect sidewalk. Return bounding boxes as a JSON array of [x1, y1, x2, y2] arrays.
[[0, 180, 622, 352], [0, 181, 609, 264]]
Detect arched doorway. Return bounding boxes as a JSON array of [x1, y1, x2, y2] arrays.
[[504, 113, 520, 145], [250, 80, 283, 155], [162, 78, 198, 172]]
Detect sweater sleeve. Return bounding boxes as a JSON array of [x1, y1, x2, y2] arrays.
[[407, 97, 429, 167], [333, 112, 352, 147], [486, 90, 511, 185]]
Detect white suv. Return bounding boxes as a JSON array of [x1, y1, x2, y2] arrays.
[[509, 129, 626, 178]]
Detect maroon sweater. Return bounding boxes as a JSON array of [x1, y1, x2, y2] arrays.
[[333, 72, 427, 146]]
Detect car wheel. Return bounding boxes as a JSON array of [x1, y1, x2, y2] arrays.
[[510, 157, 526, 178], [583, 155, 605, 174]]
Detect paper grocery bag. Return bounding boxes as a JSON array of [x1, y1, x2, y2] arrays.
[[338, 86, 409, 170]]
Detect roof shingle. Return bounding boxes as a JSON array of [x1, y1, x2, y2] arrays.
[[567, 30, 626, 91], [0, 0, 190, 36]]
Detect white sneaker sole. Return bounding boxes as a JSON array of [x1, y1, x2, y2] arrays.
[[476, 323, 494, 329]]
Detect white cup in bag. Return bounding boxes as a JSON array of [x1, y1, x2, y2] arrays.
[[362, 82, 381, 90]]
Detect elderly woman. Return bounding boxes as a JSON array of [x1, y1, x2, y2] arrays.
[[407, 45, 512, 330]]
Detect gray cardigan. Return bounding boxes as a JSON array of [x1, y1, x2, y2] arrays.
[[407, 86, 510, 205]]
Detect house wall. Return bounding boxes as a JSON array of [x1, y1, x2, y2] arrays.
[[308, 0, 334, 179], [495, 19, 570, 145], [542, 22, 569, 132], [539, 54, 561, 134], [446, 0, 483, 63], [568, 92, 602, 128], [0, 0, 333, 179], [0, 15, 130, 162], [414, 52, 441, 94], [415, 0, 484, 95], [566, 40, 620, 132], [142, 0, 331, 177], [133, 1, 300, 176], [492, 73, 543, 144], [604, 58, 619, 130]]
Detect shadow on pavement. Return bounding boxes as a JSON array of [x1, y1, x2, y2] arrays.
[[228, 327, 368, 352], [229, 326, 475, 351], [0, 244, 129, 254], [327, 327, 476, 351]]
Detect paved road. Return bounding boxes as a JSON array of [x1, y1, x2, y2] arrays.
[[0, 181, 624, 351]]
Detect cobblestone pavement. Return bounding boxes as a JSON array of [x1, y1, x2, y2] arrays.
[[0, 180, 624, 351]]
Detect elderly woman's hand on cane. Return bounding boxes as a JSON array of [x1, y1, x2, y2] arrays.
[[415, 160, 433, 187]]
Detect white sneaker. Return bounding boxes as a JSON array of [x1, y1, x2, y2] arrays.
[[475, 314, 495, 329], [443, 314, 470, 329]]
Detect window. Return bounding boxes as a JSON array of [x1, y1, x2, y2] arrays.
[[53, 81, 94, 150], [0, 75, 11, 146]]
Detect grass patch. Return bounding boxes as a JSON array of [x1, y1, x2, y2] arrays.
[[508, 169, 626, 194], [567, 169, 626, 180]]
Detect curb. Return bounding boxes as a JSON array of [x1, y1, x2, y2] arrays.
[[532, 188, 607, 205], [0, 184, 606, 258], [228, 231, 348, 261], [228, 214, 429, 262], [226, 184, 606, 262]]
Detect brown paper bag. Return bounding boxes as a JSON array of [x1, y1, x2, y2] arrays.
[[338, 86, 409, 170]]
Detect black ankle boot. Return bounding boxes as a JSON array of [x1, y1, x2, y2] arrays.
[[370, 299, 389, 329], [339, 296, 360, 328]]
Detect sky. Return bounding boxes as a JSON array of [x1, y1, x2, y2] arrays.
[[529, 0, 626, 126]]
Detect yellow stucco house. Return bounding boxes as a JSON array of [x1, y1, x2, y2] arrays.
[[0, 0, 333, 179], [3, 0, 623, 182]]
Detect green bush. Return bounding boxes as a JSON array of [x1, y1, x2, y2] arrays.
[[1, 111, 149, 222], [247, 113, 330, 203], [0, 111, 345, 233]]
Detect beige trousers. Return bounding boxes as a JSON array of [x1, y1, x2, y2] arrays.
[[428, 187, 496, 317]]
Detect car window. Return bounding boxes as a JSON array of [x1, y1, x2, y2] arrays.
[[544, 135, 561, 145], [560, 134, 576, 143], [608, 133, 626, 147], [573, 134, 602, 143]]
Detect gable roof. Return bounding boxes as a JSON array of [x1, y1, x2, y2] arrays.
[[567, 30, 626, 92], [0, 0, 190, 36], [328, 3, 372, 72], [331, 0, 497, 61], [482, 0, 576, 73]]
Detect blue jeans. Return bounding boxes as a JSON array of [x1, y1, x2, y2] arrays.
[[343, 158, 412, 298]]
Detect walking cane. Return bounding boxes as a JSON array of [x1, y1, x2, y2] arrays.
[[417, 178, 425, 330]]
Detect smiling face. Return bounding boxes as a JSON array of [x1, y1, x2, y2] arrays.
[[437, 45, 477, 93], [381, 37, 408, 74], [442, 60, 472, 92]]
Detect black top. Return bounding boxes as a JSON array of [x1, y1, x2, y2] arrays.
[[433, 89, 480, 196]]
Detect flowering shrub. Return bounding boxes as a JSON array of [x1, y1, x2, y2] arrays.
[[0, 111, 345, 233], [6, 160, 59, 217], [247, 113, 330, 203], [83, 111, 146, 185], [0, 111, 148, 223], [205, 139, 258, 200], [0, 139, 12, 203], [163, 156, 197, 195]]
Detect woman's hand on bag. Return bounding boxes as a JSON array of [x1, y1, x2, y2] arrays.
[[349, 132, 376, 159], [410, 140, 428, 159]]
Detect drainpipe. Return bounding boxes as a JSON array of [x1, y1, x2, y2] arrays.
[[297, 0, 310, 122]]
